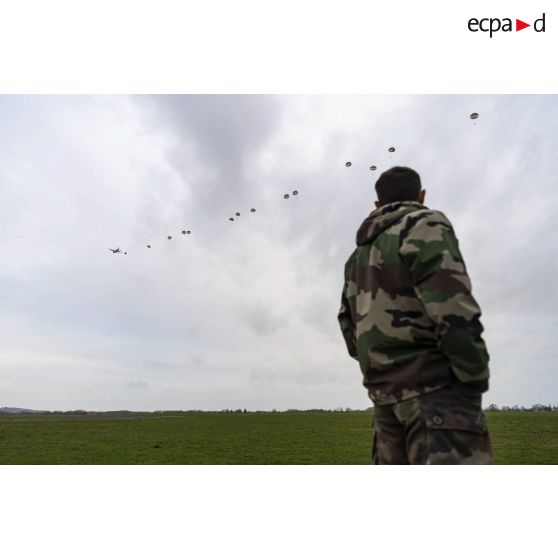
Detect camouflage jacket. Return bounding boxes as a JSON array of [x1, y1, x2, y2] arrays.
[[338, 201, 490, 405]]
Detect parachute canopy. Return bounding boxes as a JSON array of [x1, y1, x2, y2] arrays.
[[167, 236, 172, 240], [283, 194, 290, 199], [345, 161, 352, 167], [470, 112, 479, 120], [292, 190, 298, 196], [235, 212, 240, 217], [388, 147, 395, 153], [250, 208, 256, 212], [229, 217, 234, 221], [147, 245, 151, 248], [186, 230, 191, 234], [181, 230, 186, 235], [370, 165, 377, 171]]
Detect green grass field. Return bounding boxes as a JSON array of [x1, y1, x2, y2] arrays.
[[1, 411, 557, 464]]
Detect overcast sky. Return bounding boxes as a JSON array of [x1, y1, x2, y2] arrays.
[[1, 95, 557, 411]]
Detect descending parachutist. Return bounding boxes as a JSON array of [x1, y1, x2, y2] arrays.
[[470, 112, 479, 126], [229, 217, 234, 221], [168, 236, 172, 240], [235, 212, 240, 217], [250, 208, 256, 213], [292, 190, 298, 196], [283, 193, 290, 199], [345, 161, 352, 167], [370, 165, 377, 171]]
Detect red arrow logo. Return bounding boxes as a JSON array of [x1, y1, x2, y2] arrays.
[[516, 19, 530, 31]]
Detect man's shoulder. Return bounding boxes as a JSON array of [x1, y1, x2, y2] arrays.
[[399, 208, 455, 240]]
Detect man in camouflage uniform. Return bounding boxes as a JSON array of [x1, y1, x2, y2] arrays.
[[338, 167, 493, 464]]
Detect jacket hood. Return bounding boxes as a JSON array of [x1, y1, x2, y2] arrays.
[[356, 201, 426, 246]]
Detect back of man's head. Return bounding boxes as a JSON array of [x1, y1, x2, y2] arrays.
[[375, 166, 422, 206]]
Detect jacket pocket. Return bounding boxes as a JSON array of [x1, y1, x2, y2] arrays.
[[419, 398, 488, 434]]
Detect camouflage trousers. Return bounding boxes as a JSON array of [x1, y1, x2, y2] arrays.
[[372, 383, 493, 465]]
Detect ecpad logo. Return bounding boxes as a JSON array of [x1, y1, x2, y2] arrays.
[[468, 13, 546, 37]]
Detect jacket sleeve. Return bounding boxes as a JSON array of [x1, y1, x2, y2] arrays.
[[338, 281, 358, 360], [399, 213, 490, 393]]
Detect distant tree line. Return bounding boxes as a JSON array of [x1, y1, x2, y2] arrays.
[[485, 404, 558, 412], [3, 405, 558, 416], [1, 407, 374, 415]]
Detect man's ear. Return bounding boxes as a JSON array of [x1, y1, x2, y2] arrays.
[[418, 189, 426, 204], [375, 200, 380, 209]]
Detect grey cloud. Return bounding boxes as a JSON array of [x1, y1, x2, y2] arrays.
[[134, 95, 284, 220], [241, 304, 289, 336], [126, 380, 150, 389]]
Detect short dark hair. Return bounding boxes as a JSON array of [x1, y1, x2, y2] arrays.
[[375, 166, 421, 205]]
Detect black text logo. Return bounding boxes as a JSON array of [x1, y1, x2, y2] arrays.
[[468, 13, 546, 37]]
